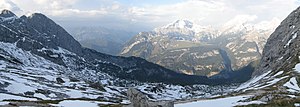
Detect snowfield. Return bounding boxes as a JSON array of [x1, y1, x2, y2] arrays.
[[175, 95, 264, 107], [284, 77, 300, 92], [0, 93, 37, 101], [235, 70, 272, 91], [51, 100, 113, 107], [284, 62, 300, 93], [295, 63, 300, 73]]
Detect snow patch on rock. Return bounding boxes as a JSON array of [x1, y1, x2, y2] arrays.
[[284, 77, 300, 93]]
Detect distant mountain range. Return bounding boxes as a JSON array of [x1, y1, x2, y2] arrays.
[[120, 18, 279, 77], [67, 27, 136, 55]]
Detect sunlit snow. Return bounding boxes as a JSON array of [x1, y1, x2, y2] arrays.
[[285, 32, 298, 47], [284, 77, 300, 92], [0, 93, 37, 101], [175, 95, 264, 107], [294, 63, 300, 73], [52, 100, 113, 107]]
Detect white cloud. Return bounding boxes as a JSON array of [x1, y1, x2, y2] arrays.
[[122, 0, 299, 29], [0, 0, 22, 15], [111, 3, 120, 10], [50, 9, 108, 17], [223, 15, 258, 27], [0, 0, 299, 31], [8, 0, 109, 18], [127, 0, 226, 25], [31, 0, 77, 9]]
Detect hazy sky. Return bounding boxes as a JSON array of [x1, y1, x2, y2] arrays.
[[1, 0, 300, 31]]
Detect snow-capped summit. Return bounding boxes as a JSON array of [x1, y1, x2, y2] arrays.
[[154, 19, 196, 33], [0, 9, 18, 22], [0, 9, 17, 18], [155, 19, 216, 35], [27, 13, 49, 20], [219, 15, 280, 36], [220, 15, 257, 34], [153, 19, 215, 37], [153, 19, 197, 36], [163, 19, 194, 29], [254, 18, 280, 31]]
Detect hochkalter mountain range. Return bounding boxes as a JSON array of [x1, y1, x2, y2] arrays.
[[120, 18, 279, 77]]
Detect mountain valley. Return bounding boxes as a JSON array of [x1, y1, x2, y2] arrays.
[[67, 27, 136, 55]]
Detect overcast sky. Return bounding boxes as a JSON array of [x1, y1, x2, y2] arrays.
[[1, 0, 300, 31]]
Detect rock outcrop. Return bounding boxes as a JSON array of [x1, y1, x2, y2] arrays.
[[126, 88, 174, 107]]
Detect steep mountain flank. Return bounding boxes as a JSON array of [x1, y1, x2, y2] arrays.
[[234, 6, 300, 106]]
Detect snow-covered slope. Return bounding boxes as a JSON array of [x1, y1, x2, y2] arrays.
[[0, 42, 236, 102], [175, 95, 265, 107], [0, 41, 124, 101]]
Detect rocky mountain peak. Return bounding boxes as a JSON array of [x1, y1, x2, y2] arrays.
[[20, 12, 84, 55], [0, 9, 17, 19], [28, 13, 48, 19], [0, 9, 16, 18]]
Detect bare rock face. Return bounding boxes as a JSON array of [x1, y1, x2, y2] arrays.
[[127, 88, 150, 107], [126, 88, 174, 107], [253, 6, 300, 77]]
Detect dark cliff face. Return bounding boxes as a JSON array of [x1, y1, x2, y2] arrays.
[[253, 6, 300, 77], [0, 9, 16, 18], [24, 13, 83, 55]]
